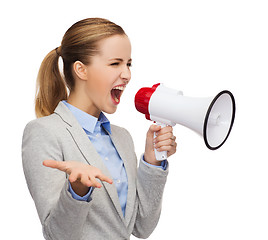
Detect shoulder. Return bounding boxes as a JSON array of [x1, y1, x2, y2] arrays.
[[23, 113, 63, 139], [110, 124, 132, 138], [110, 124, 135, 148], [25, 112, 64, 128]]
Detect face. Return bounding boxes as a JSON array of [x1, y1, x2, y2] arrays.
[[76, 34, 132, 117]]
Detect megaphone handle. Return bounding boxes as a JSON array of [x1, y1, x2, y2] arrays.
[[154, 122, 168, 161]]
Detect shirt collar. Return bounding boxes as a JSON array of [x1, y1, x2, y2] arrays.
[[62, 101, 111, 134]]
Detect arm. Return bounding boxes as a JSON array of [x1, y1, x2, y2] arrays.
[[133, 158, 169, 239], [132, 125, 176, 238], [68, 182, 93, 202], [22, 120, 105, 240], [141, 155, 167, 170]]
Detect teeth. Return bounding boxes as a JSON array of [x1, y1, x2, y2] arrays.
[[113, 86, 125, 91], [111, 85, 125, 104]]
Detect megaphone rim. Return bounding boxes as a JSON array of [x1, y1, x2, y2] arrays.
[[203, 90, 236, 150]]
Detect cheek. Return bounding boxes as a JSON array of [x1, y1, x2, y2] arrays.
[[87, 75, 110, 98], [86, 67, 116, 98]]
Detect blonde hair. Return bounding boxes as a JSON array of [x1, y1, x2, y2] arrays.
[[35, 18, 125, 118]]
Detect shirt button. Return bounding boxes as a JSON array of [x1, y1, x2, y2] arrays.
[[96, 133, 100, 137], [116, 179, 121, 184], [104, 157, 109, 161]]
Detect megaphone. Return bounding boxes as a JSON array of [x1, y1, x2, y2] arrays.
[[135, 83, 236, 160]]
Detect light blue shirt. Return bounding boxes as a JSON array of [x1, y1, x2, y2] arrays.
[[63, 101, 167, 216]]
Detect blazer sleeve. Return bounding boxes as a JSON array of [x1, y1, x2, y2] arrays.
[[132, 158, 169, 238], [118, 127, 169, 238], [22, 119, 92, 240]]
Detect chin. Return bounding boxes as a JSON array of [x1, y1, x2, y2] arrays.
[[104, 106, 117, 115]]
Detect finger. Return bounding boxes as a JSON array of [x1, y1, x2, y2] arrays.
[[168, 142, 177, 156], [154, 132, 174, 143], [154, 138, 175, 149], [96, 173, 113, 185], [89, 175, 102, 188], [155, 136, 177, 151], [156, 144, 174, 152], [80, 174, 92, 187], [157, 126, 173, 135], [150, 124, 162, 132], [69, 170, 80, 183]]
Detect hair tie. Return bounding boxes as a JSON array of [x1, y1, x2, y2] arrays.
[[55, 47, 61, 56]]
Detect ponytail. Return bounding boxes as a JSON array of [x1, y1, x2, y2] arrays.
[[35, 47, 68, 118]]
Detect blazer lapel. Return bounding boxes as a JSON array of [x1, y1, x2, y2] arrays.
[[54, 102, 125, 222], [109, 126, 137, 226]]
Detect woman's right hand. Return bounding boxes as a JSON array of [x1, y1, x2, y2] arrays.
[[43, 160, 113, 196]]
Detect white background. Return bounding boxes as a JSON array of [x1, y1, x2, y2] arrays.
[[1, 0, 268, 239]]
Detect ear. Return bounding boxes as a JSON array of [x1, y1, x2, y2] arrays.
[[73, 61, 88, 81]]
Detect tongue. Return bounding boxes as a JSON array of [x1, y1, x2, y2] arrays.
[[111, 89, 121, 103]]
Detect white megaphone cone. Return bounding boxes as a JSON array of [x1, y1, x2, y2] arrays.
[[135, 83, 236, 160]]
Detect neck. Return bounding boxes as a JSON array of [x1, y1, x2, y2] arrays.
[[67, 91, 101, 118]]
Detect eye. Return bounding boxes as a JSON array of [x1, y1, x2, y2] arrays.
[[110, 62, 120, 66], [127, 62, 132, 67]]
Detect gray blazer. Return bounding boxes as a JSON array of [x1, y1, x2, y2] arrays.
[[22, 102, 169, 240]]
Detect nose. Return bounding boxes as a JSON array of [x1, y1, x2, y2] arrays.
[[120, 65, 131, 82]]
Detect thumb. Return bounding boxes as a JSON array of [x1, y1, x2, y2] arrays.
[[147, 124, 161, 139], [43, 159, 58, 168], [43, 159, 67, 172], [145, 125, 161, 163]]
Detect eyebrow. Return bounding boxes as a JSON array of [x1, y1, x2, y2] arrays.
[[109, 58, 132, 62]]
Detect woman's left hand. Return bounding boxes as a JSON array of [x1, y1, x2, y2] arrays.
[[144, 124, 177, 166]]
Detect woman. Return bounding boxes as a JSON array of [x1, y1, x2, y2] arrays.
[[22, 18, 177, 240]]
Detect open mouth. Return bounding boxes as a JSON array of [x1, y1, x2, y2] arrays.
[[111, 85, 126, 105]]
